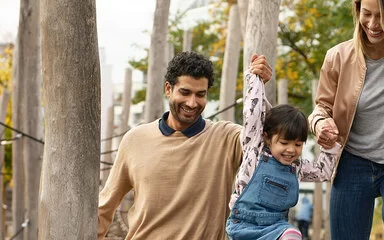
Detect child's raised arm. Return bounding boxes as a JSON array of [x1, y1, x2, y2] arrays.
[[229, 71, 268, 209]]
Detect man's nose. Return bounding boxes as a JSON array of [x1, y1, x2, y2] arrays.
[[185, 95, 197, 108]]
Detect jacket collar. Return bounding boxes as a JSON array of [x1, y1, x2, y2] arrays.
[[158, 112, 205, 138]]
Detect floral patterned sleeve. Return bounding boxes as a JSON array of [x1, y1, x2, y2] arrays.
[[229, 71, 269, 209], [296, 143, 341, 182]]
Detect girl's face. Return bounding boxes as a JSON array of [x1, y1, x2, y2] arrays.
[[268, 134, 304, 166], [360, 0, 384, 46]]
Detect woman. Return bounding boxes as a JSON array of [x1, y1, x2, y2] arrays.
[[309, 0, 384, 239]]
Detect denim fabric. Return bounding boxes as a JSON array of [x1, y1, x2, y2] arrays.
[[226, 154, 299, 240], [330, 150, 384, 240]]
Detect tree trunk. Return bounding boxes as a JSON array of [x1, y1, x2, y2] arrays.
[[183, 29, 192, 52], [0, 90, 10, 240], [277, 79, 288, 104], [218, 4, 241, 122], [311, 79, 322, 240], [39, 0, 100, 239], [100, 106, 114, 187], [144, 0, 170, 122], [243, 0, 281, 105], [17, 0, 43, 239], [118, 68, 132, 136], [237, 0, 249, 39], [324, 182, 331, 240], [12, 19, 25, 240], [312, 182, 323, 240]]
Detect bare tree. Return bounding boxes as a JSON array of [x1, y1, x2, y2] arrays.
[[15, 1, 44, 239], [144, 0, 170, 122], [183, 29, 192, 52], [39, 0, 100, 239], [277, 79, 288, 104], [311, 79, 323, 240], [118, 68, 133, 137], [0, 90, 10, 240], [12, 7, 26, 240], [243, 0, 281, 105], [100, 106, 114, 187], [237, 0, 249, 39], [218, 4, 241, 122]]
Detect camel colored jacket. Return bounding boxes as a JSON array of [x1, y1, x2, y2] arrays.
[[308, 39, 367, 177]]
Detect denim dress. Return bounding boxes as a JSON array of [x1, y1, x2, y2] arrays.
[[226, 153, 299, 240]]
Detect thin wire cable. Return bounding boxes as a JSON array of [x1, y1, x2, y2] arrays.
[[0, 133, 22, 145], [100, 149, 118, 155], [206, 98, 243, 120], [100, 167, 112, 171], [101, 131, 127, 142], [100, 161, 114, 166], [9, 219, 30, 240], [0, 121, 44, 144]]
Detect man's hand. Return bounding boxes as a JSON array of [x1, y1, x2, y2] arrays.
[[315, 118, 339, 149], [249, 54, 272, 83]]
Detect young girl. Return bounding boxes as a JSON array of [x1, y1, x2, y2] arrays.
[[226, 71, 340, 240]]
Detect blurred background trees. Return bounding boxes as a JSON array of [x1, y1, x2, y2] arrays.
[[128, 0, 353, 122]]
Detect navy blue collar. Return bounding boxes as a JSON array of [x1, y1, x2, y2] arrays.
[[158, 112, 206, 138]]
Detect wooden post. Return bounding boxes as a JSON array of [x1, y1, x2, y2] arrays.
[[20, 0, 43, 239], [12, 20, 25, 240], [100, 106, 114, 187], [324, 182, 332, 240], [183, 29, 192, 52], [0, 90, 10, 240], [218, 4, 241, 122], [277, 79, 288, 104], [119, 68, 133, 137], [311, 79, 323, 240], [144, 0, 170, 122]]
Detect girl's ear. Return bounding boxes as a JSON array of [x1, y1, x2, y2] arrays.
[[263, 132, 270, 146]]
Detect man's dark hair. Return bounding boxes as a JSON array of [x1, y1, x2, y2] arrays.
[[264, 104, 308, 142], [165, 51, 214, 89]]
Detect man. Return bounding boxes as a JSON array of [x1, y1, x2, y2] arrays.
[[98, 51, 272, 240]]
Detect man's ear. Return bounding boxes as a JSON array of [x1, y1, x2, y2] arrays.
[[165, 81, 172, 98]]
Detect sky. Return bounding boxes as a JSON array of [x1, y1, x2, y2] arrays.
[[0, 0, 198, 83]]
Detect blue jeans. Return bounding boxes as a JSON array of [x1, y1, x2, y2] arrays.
[[330, 150, 384, 240]]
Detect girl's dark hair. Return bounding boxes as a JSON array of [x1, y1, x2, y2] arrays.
[[164, 51, 214, 89], [264, 104, 308, 142]]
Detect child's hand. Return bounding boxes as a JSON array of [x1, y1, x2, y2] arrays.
[[248, 54, 272, 83]]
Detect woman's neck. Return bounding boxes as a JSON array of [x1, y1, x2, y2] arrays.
[[366, 43, 384, 60]]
